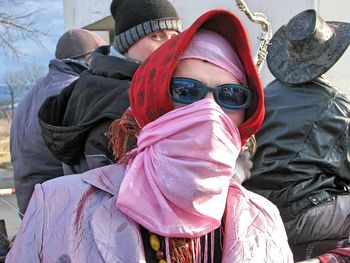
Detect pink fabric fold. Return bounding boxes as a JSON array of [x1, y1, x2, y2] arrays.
[[181, 29, 247, 85], [116, 99, 241, 238]]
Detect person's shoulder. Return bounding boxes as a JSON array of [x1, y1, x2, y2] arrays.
[[36, 172, 107, 210], [90, 48, 139, 79], [245, 188, 280, 212], [227, 184, 292, 258], [229, 183, 281, 220], [39, 163, 126, 197], [331, 84, 350, 102], [265, 79, 295, 90], [41, 173, 87, 192]]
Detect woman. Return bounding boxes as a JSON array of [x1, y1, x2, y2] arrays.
[[6, 10, 293, 263]]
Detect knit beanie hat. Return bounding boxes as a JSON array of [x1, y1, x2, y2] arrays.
[[110, 0, 182, 53], [55, 28, 107, 60]]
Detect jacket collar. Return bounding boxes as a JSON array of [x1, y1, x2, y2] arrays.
[[81, 163, 126, 195], [49, 59, 81, 77], [90, 46, 139, 79]]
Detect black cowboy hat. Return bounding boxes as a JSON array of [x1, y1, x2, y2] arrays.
[[267, 9, 350, 84]]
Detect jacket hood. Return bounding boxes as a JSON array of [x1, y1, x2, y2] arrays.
[[48, 59, 82, 77], [39, 48, 139, 165]]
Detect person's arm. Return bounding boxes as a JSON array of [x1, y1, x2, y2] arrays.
[[5, 184, 44, 262]]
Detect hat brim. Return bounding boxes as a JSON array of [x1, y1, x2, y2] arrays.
[[267, 21, 350, 84]]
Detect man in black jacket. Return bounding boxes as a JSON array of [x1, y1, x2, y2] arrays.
[[38, 0, 182, 175], [244, 9, 350, 245]]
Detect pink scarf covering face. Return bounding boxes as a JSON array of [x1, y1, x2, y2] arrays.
[[116, 99, 241, 238]]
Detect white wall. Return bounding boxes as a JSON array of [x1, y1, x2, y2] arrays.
[[64, 0, 111, 30], [64, 0, 350, 93], [63, 0, 111, 44], [317, 0, 350, 93], [63, 0, 74, 31]]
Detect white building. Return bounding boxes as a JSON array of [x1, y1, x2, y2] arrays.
[[63, 0, 350, 93]]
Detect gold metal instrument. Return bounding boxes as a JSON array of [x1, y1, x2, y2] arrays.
[[234, 0, 272, 73], [234, 0, 272, 156]]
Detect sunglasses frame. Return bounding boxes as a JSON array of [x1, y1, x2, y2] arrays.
[[170, 77, 252, 110]]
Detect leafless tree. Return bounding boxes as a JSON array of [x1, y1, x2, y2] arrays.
[[0, 100, 11, 119], [0, 0, 47, 58], [2, 62, 47, 119], [22, 62, 47, 84], [3, 71, 22, 118]]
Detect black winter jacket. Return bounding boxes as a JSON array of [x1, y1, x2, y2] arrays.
[[38, 46, 139, 174], [244, 79, 350, 221]]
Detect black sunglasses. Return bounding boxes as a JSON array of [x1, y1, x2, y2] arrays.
[[170, 77, 252, 110]]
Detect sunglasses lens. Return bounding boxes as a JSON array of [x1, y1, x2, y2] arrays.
[[170, 79, 201, 104], [217, 85, 251, 109], [170, 78, 251, 110]]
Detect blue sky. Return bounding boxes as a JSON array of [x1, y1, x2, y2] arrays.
[[0, 0, 64, 82]]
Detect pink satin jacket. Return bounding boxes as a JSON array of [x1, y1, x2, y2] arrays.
[[6, 164, 293, 262]]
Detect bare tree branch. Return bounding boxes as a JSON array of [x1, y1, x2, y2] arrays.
[[2, 62, 47, 118], [22, 63, 47, 84], [3, 72, 20, 118], [0, 0, 48, 58], [0, 100, 10, 119]]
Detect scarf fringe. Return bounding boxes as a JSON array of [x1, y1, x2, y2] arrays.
[[169, 238, 196, 263], [107, 111, 140, 163], [165, 236, 213, 263]]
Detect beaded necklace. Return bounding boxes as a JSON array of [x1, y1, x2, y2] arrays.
[[141, 226, 223, 263], [149, 233, 166, 262]]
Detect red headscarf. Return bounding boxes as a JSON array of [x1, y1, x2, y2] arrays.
[[130, 9, 264, 144], [110, 9, 265, 159]]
